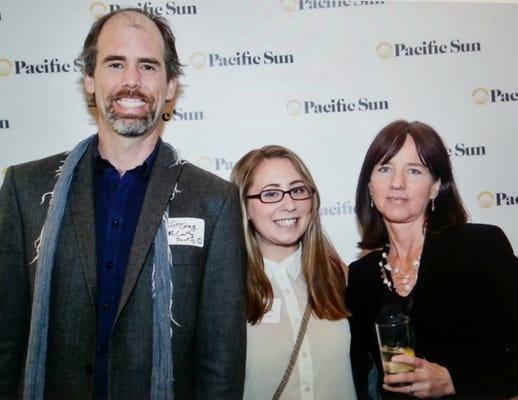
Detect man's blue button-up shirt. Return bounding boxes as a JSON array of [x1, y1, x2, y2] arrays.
[[93, 142, 158, 399]]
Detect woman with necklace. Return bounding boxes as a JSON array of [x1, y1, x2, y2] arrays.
[[346, 120, 518, 399], [231, 145, 357, 399]]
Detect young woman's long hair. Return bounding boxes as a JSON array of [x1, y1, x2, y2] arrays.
[[231, 145, 349, 324]]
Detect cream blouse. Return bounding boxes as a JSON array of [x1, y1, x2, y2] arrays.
[[244, 247, 357, 400]]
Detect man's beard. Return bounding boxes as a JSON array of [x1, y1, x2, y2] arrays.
[[105, 89, 159, 137]]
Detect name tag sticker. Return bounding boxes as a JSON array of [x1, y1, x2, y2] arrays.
[[167, 218, 205, 247], [262, 298, 281, 324]]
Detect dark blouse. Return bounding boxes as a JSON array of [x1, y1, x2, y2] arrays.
[[346, 223, 518, 399]]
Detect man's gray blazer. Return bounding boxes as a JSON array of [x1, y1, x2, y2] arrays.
[[0, 139, 246, 399]]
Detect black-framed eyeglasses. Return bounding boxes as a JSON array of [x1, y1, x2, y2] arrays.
[[246, 185, 314, 204]]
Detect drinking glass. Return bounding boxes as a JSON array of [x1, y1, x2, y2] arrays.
[[375, 314, 415, 384]]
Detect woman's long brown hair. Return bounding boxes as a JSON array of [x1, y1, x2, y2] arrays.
[[231, 145, 350, 324]]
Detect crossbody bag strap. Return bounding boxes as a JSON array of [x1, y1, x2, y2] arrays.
[[272, 301, 312, 400]]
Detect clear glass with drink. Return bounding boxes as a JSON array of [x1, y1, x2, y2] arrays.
[[375, 314, 415, 385]]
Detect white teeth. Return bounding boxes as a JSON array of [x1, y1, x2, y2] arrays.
[[117, 98, 145, 108], [275, 218, 296, 227]]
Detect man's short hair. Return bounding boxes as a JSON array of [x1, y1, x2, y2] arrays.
[[80, 7, 183, 81]]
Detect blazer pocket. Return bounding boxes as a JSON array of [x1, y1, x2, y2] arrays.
[[169, 244, 203, 265]]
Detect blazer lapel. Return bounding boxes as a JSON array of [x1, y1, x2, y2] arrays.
[[116, 141, 182, 321], [70, 141, 97, 306]]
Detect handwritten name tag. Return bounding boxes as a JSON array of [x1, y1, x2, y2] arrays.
[[167, 218, 205, 247]]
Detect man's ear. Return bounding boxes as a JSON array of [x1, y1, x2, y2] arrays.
[[84, 74, 95, 95], [166, 78, 177, 102]]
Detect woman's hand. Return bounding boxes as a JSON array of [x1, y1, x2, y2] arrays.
[[382, 354, 456, 398]]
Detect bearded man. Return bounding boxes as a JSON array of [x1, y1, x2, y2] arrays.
[[0, 8, 246, 400]]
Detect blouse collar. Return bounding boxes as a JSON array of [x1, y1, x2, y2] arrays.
[[263, 245, 302, 281]]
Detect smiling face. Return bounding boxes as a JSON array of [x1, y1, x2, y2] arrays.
[[246, 158, 313, 262], [369, 135, 440, 228], [84, 11, 176, 139]]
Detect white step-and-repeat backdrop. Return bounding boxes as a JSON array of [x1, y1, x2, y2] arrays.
[[1, 0, 517, 262]]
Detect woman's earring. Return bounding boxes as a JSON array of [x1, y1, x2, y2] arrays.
[[431, 198, 435, 212], [370, 196, 374, 208]]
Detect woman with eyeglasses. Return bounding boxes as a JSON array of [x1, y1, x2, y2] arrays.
[[231, 145, 357, 400]]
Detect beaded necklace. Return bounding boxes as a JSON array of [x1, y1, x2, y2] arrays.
[[379, 244, 421, 296]]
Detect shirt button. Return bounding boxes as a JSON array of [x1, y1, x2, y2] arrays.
[[112, 219, 119, 227], [304, 386, 311, 393], [110, 183, 118, 191], [106, 261, 113, 269], [302, 351, 308, 358], [103, 303, 110, 310]]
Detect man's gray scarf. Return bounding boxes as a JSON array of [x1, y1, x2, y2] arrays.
[[23, 136, 174, 400]]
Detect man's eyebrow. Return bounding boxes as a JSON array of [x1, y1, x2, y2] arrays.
[[101, 55, 126, 63], [100, 56, 162, 66], [138, 57, 161, 66]]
